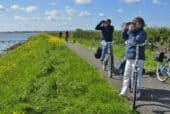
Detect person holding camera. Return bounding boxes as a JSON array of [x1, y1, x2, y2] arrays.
[[120, 17, 147, 99], [95, 19, 114, 66]]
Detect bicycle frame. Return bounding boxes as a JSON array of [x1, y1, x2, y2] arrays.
[[103, 42, 113, 63], [103, 42, 114, 78], [131, 41, 146, 111], [132, 45, 139, 110], [106, 42, 113, 56]]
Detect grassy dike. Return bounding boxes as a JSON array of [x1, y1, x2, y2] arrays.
[[0, 34, 133, 114]]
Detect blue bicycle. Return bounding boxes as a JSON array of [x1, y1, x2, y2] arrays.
[[156, 52, 170, 82]]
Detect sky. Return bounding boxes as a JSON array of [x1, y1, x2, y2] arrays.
[[0, 0, 169, 31]]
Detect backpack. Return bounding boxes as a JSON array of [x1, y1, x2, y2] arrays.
[[115, 58, 126, 75], [94, 47, 102, 59], [115, 58, 146, 76], [155, 52, 165, 62]]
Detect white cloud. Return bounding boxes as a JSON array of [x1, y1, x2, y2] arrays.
[[45, 10, 59, 21], [45, 10, 64, 21], [116, 8, 124, 13], [75, 0, 92, 5], [31, 17, 41, 21], [0, 5, 6, 11], [122, 0, 141, 4], [25, 6, 38, 13], [65, 6, 77, 16], [14, 16, 25, 21], [98, 13, 104, 16], [11, 4, 38, 13], [45, 10, 59, 16], [11, 4, 25, 11], [79, 11, 91, 17], [152, 0, 160, 4], [44, 10, 72, 22]]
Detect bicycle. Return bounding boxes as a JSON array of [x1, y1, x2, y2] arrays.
[[102, 42, 114, 78], [156, 52, 170, 82], [129, 41, 146, 111]]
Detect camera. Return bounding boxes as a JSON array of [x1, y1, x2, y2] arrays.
[[101, 20, 106, 23], [124, 22, 134, 26], [122, 22, 135, 30]]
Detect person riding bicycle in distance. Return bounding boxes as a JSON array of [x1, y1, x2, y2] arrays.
[[95, 19, 115, 67], [120, 17, 147, 99]]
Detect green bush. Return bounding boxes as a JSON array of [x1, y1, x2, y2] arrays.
[[72, 27, 170, 49]]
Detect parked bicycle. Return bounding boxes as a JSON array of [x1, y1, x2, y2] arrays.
[[102, 42, 114, 78], [155, 51, 170, 82]]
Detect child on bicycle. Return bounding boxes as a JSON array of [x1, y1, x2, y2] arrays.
[[95, 19, 114, 66], [120, 17, 147, 99]]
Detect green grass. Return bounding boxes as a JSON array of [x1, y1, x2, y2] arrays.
[[69, 37, 157, 72], [0, 34, 132, 114]]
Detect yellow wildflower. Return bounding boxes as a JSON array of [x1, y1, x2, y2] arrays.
[[48, 36, 65, 46]]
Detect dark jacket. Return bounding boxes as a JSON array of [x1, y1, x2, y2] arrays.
[[122, 29, 147, 60], [95, 21, 114, 42]]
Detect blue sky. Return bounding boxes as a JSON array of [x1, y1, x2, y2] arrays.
[[0, 0, 169, 31]]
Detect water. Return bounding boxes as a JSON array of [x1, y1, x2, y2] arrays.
[[0, 32, 39, 54]]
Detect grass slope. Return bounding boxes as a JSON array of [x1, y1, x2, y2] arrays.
[[0, 34, 132, 114]]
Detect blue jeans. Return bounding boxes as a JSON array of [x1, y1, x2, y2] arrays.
[[101, 40, 113, 61]]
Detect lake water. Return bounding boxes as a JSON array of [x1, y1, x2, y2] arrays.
[[0, 32, 39, 54]]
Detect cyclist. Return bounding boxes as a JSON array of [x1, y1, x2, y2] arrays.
[[120, 17, 147, 99], [95, 19, 114, 67]]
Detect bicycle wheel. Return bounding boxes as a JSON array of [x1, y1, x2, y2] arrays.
[[129, 78, 133, 93], [108, 55, 113, 78], [157, 62, 169, 82], [102, 56, 107, 71], [132, 71, 137, 110]]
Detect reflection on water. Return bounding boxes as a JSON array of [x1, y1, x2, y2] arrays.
[[0, 32, 39, 54]]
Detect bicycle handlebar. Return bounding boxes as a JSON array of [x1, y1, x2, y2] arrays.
[[125, 40, 147, 47], [106, 42, 114, 45], [137, 41, 147, 47], [101, 41, 114, 46]]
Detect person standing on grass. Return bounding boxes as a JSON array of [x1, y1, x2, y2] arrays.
[[65, 30, 69, 43], [95, 19, 115, 67], [120, 17, 147, 99], [59, 31, 63, 38]]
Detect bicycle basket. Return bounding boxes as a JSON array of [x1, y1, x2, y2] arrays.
[[154, 52, 165, 62]]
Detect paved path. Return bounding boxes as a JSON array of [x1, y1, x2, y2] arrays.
[[68, 43, 170, 114]]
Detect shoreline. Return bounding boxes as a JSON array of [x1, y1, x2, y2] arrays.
[[0, 42, 26, 57]]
